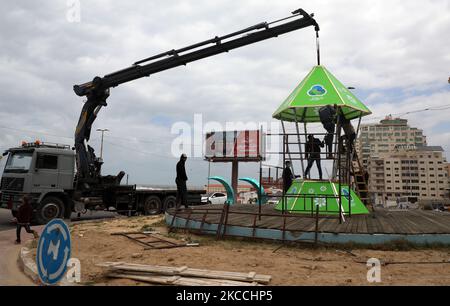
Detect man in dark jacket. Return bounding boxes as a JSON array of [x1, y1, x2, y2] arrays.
[[340, 116, 356, 153], [304, 135, 324, 180], [282, 161, 295, 193], [15, 195, 39, 244], [319, 105, 336, 159], [176, 154, 189, 209]]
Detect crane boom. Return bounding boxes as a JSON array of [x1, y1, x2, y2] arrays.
[[73, 8, 319, 189]]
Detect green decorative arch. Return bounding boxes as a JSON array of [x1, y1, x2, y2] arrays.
[[208, 177, 234, 205], [239, 178, 268, 205]]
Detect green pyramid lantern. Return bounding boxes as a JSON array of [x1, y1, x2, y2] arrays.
[[273, 66, 372, 123]]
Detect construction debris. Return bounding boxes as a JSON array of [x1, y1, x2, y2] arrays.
[[108, 273, 260, 286], [111, 232, 199, 250], [98, 262, 272, 286]]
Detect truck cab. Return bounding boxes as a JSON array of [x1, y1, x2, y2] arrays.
[[1, 141, 75, 224]]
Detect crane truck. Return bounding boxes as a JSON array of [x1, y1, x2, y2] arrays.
[[0, 9, 319, 224]]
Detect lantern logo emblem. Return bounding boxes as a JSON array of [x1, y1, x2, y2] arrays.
[[307, 84, 327, 96]]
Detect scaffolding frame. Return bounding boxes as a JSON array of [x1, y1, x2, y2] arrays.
[[168, 113, 366, 245], [263, 111, 364, 223]]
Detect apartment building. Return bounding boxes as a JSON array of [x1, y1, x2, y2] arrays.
[[356, 116, 427, 168], [357, 116, 449, 205], [368, 145, 448, 204]]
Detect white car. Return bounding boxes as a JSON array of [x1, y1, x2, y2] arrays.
[[201, 192, 228, 205]]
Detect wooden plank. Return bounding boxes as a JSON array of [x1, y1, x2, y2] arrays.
[[108, 273, 260, 286], [375, 213, 396, 234], [99, 263, 272, 284], [358, 216, 368, 234], [372, 213, 385, 234]]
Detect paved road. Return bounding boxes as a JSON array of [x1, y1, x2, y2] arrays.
[[0, 228, 37, 285], [0, 209, 14, 231], [0, 208, 119, 285], [0, 208, 118, 232]]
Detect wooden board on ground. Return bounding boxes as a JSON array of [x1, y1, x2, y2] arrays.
[[107, 273, 261, 286], [111, 232, 199, 250], [98, 262, 272, 284]]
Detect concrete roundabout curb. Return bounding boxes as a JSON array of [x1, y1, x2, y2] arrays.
[[18, 242, 73, 286], [18, 245, 40, 284]]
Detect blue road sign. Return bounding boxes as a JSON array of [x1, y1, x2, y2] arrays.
[[36, 219, 71, 285]]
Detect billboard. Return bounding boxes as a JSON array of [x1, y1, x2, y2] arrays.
[[205, 130, 265, 162]]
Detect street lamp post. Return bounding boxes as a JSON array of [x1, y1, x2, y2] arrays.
[[96, 129, 109, 159]]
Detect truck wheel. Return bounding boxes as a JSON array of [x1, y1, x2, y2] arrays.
[[143, 196, 162, 215], [35, 196, 65, 225], [163, 196, 177, 212]]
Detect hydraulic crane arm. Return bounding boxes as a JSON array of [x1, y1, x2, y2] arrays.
[[73, 9, 319, 187]]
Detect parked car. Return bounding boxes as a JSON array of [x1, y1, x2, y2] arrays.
[[201, 192, 228, 205]]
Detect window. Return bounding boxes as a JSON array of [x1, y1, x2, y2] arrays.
[[5, 152, 33, 173], [36, 154, 58, 170]]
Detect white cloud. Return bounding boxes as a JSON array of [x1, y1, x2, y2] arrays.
[[0, 0, 449, 185]]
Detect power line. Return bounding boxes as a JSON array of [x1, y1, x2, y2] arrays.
[[0, 125, 205, 147], [361, 104, 450, 123], [1, 102, 449, 145], [102, 139, 205, 162], [0, 125, 73, 140]]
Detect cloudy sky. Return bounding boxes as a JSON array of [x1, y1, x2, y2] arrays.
[[0, 0, 449, 187]]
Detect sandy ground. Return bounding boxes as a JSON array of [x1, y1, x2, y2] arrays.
[[66, 216, 450, 286]]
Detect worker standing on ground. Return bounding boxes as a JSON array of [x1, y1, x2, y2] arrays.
[[15, 195, 39, 244], [176, 154, 189, 210], [282, 161, 295, 193], [319, 105, 337, 159], [304, 135, 324, 181]]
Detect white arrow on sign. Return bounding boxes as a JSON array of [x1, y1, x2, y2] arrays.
[[49, 246, 70, 280], [38, 237, 48, 278]]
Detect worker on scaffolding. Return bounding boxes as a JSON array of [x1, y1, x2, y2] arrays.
[[319, 105, 337, 159], [304, 135, 324, 180], [176, 154, 189, 210], [339, 116, 356, 154], [282, 161, 295, 193]]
